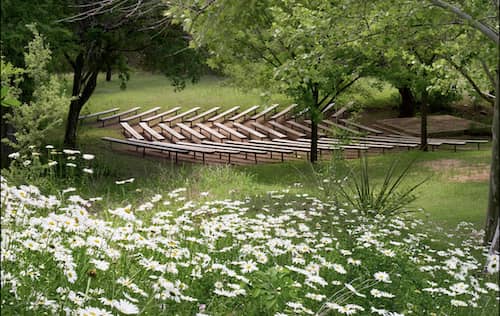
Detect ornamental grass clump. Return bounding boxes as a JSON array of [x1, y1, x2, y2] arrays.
[[1, 161, 498, 315], [338, 156, 428, 217]]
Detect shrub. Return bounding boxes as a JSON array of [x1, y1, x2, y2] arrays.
[[338, 156, 428, 217], [2, 25, 68, 152]]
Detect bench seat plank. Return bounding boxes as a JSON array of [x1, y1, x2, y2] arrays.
[[249, 104, 279, 120], [79, 107, 120, 120], [213, 122, 248, 140], [339, 119, 384, 134], [158, 123, 186, 141], [138, 122, 165, 141], [205, 141, 271, 154], [196, 123, 227, 140], [119, 122, 145, 140], [250, 122, 287, 138], [268, 121, 307, 138], [229, 105, 260, 121], [186, 107, 221, 125], [98, 107, 141, 125], [164, 107, 201, 125], [233, 122, 267, 139], [177, 122, 207, 141], [102, 137, 189, 155], [121, 107, 161, 122], [269, 104, 297, 120], [177, 142, 240, 154], [142, 107, 181, 125], [208, 106, 240, 122], [318, 120, 362, 135]]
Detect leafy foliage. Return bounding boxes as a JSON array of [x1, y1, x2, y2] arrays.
[[2, 26, 69, 152]]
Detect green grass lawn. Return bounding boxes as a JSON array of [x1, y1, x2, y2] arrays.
[[62, 72, 492, 231]]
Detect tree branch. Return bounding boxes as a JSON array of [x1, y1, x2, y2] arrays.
[[430, 0, 499, 44], [445, 57, 495, 104]]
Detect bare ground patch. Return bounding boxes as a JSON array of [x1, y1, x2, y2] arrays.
[[421, 159, 489, 183]]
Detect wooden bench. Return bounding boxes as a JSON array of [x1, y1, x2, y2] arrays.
[[291, 108, 309, 120], [208, 106, 240, 122], [320, 102, 336, 114], [249, 104, 279, 121], [245, 140, 318, 160], [196, 123, 227, 141], [79, 107, 120, 121], [98, 107, 141, 126], [164, 107, 201, 126], [229, 105, 260, 122], [138, 140, 219, 164], [101, 137, 188, 162], [268, 121, 306, 139], [121, 107, 161, 122], [138, 122, 165, 141], [158, 123, 186, 142], [286, 120, 312, 134], [320, 119, 362, 135], [331, 101, 354, 121], [213, 122, 248, 140], [141, 107, 181, 126], [276, 138, 369, 155], [269, 104, 297, 120], [315, 138, 394, 150], [266, 139, 344, 158], [119, 122, 144, 140], [186, 107, 221, 125], [177, 122, 206, 142], [177, 142, 241, 164], [250, 122, 287, 138], [206, 141, 290, 162], [339, 119, 383, 135], [233, 122, 267, 140]]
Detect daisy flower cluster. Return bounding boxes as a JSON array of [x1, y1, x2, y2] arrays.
[[1, 175, 498, 315], [6, 145, 96, 184]]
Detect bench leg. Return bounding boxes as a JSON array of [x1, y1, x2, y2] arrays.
[[254, 153, 258, 164], [281, 153, 284, 162], [228, 154, 231, 164], [202, 152, 205, 164]]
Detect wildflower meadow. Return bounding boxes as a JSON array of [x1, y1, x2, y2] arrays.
[[1, 148, 498, 315]]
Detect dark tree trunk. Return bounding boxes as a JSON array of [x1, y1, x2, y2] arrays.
[[484, 65, 499, 244], [398, 86, 415, 117], [310, 119, 318, 163], [106, 64, 112, 81], [420, 101, 428, 151], [310, 86, 319, 163], [63, 99, 82, 148], [63, 53, 99, 148]]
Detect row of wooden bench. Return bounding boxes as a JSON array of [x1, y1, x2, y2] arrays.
[[102, 135, 372, 164], [81, 102, 373, 134]]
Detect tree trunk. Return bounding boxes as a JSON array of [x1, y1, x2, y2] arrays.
[[310, 86, 319, 163], [63, 99, 82, 148], [484, 65, 499, 244], [420, 101, 428, 151], [63, 53, 99, 148], [398, 86, 415, 117], [310, 119, 318, 163], [106, 64, 112, 81]]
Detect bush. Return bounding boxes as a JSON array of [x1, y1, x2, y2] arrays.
[[2, 25, 68, 152], [338, 156, 428, 217]]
